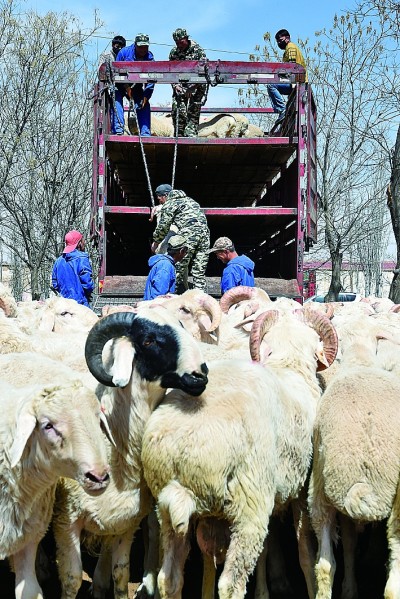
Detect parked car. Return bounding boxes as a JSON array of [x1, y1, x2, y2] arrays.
[[305, 292, 361, 303]]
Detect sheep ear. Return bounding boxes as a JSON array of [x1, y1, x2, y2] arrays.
[[111, 337, 135, 387], [10, 411, 37, 468], [39, 309, 55, 332], [100, 410, 116, 448]]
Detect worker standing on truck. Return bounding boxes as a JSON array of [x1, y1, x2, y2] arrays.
[[144, 235, 188, 300], [169, 28, 207, 137], [112, 33, 155, 136], [51, 230, 94, 307], [208, 236, 255, 294], [98, 35, 126, 69], [151, 187, 210, 294], [268, 29, 307, 127]]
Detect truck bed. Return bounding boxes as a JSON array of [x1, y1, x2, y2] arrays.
[[105, 135, 296, 208], [91, 61, 317, 304]]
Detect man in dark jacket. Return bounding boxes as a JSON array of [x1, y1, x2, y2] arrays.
[[112, 33, 155, 136], [208, 236, 255, 294], [144, 235, 187, 300], [51, 230, 94, 307]]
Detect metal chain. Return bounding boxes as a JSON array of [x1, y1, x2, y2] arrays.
[[104, 60, 125, 132]]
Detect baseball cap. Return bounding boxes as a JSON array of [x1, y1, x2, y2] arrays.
[[168, 235, 187, 250], [208, 236, 233, 253], [155, 184, 172, 196], [135, 33, 150, 46], [173, 28, 188, 42], [63, 230, 83, 253]]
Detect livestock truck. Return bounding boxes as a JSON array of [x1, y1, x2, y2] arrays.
[[90, 59, 317, 312]]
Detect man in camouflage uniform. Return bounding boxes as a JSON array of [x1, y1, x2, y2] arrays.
[[169, 28, 207, 137], [151, 187, 210, 293]]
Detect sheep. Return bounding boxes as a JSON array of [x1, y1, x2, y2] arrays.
[[52, 307, 209, 599], [0, 281, 18, 316], [198, 114, 264, 138], [141, 306, 337, 599], [308, 339, 400, 599], [15, 296, 98, 334], [0, 379, 110, 599], [127, 112, 174, 137]]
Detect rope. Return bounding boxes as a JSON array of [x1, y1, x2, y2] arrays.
[[171, 108, 179, 188], [129, 99, 155, 208]]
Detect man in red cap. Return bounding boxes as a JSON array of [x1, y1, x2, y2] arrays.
[[51, 230, 94, 307]]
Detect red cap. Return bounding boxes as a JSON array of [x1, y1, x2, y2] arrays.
[[63, 230, 83, 253]]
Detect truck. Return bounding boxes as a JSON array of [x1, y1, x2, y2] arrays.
[[90, 59, 317, 312]]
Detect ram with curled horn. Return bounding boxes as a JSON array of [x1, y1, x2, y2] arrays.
[[54, 308, 209, 599], [141, 298, 339, 599], [250, 306, 338, 370]]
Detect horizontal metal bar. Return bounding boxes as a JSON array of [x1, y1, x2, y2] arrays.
[[104, 206, 298, 216], [99, 60, 306, 85]]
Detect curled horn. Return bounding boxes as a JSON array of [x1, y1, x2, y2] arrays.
[[220, 286, 257, 314], [85, 312, 137, 386], [249, 310, 280, 362], [303, 308, 338, 371], [197, 294, 222, 331], [389, 304, 400, 313]]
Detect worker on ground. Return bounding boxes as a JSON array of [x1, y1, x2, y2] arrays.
[[151, 185, 210, 294], [144, 235, 188, 300], [51, 230, 94, 307], [208, 236, 255, 294], [268, 29, 307, 128], [169, 28, 207, 137], [112, 33, 155, 136]]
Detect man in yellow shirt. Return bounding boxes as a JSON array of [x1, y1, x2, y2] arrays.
[[268, 29, 307, 127]]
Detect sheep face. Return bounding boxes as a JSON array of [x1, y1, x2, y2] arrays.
[[85, 308, 209, 396], [9, 382, 110, 494], [39, 297, 98, 332]]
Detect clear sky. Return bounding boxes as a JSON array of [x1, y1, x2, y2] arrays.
[[23, 0, 354, 105]]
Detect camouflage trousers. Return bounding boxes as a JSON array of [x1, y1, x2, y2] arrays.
[[175, 228, 210, 293], [172, 84, 206, 137]]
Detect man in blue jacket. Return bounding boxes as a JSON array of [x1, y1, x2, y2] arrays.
[[144, 235, 188, 300], [208, 236, 255, 294], [51, 230, 94, 307], [112, 33, 155, 136]]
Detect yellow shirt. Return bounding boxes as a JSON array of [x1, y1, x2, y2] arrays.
[[283, 42, 308, 83]]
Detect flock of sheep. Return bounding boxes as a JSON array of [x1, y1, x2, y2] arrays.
[[0, 283, 399, 599]]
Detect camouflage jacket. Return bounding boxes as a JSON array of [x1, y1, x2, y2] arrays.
[[169, 39, 206, 61], [153, 190, 209, 243]]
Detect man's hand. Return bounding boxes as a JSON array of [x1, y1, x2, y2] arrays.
[[151, 241, 159, 254], [135, 97, 149, 110]]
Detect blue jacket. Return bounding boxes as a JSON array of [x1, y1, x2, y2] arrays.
[[144, 254, 176, 300], [115, 45, 155, 100], [51, 250, 94, 307], [221, 255, 255, 294]]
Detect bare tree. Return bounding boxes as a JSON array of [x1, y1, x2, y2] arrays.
[[387, 126, 400, 301], [241, 13, 399, 300], [0, 4, 101, 299]]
